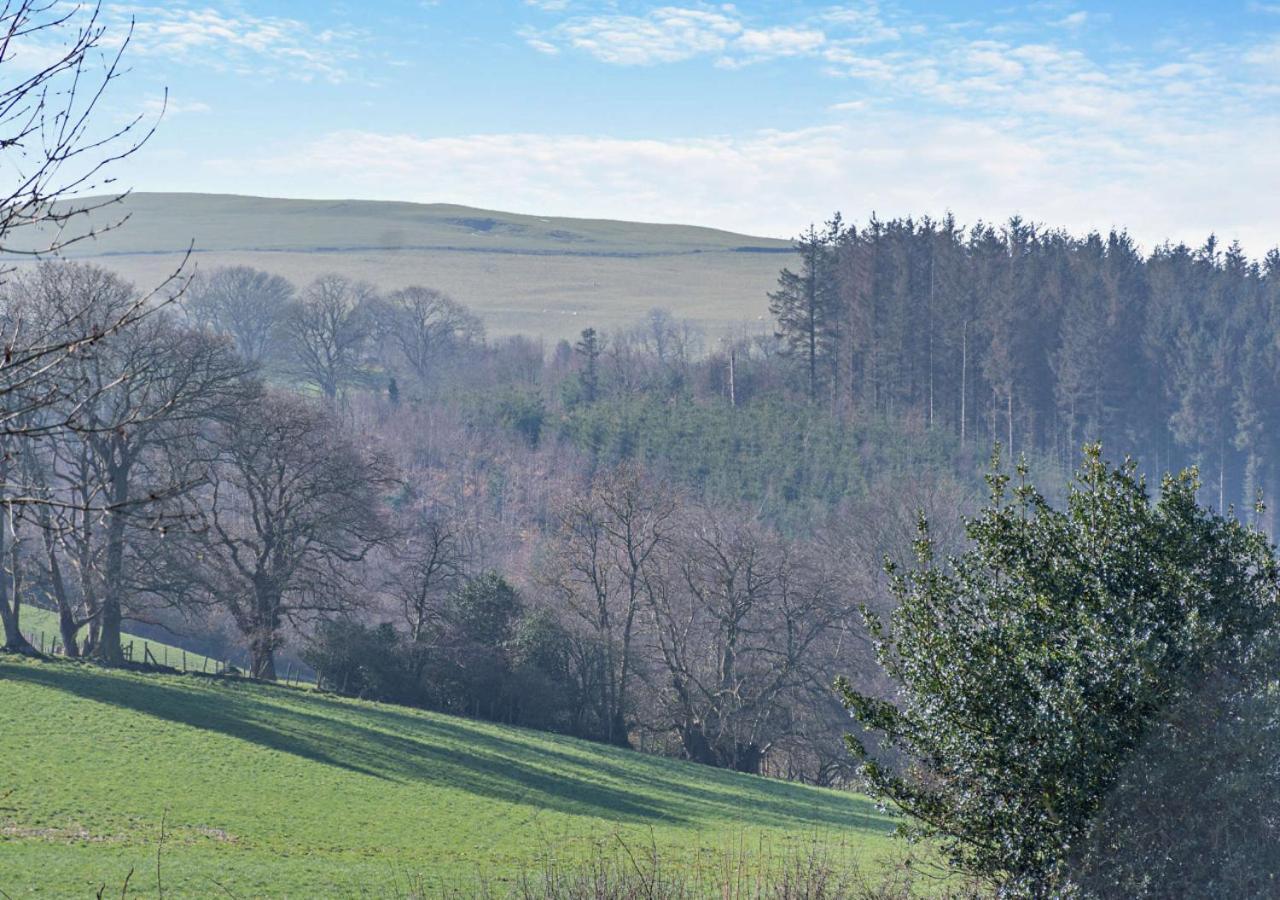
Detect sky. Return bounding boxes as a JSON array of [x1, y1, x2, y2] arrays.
[[17, 1, 1280, 251]]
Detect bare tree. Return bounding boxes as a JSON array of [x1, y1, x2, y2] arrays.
[[178, 392, 392, 679], [281, 274, 374, 400], [542, 466, 677, 745], [0, 2, 185, 436], [186, 266, 294, 365], [385, 511, 469, 645], [377, 286, 483, 384], [12, 264, 253, 662]]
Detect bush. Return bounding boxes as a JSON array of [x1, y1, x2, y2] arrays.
[[305, 620, 410, 702], [305, 576, 589, 738], [839, 446, 1280, 896]]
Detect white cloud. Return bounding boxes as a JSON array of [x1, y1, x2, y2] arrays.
[[536, 7, 742, 65], [527, 6, 839, 67], [111, 6, 363, 82], [207, 116, 1280, 254], [727, 27, 826, 65]]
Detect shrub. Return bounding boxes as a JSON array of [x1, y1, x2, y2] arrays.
[[838, 446, 1280, 896]]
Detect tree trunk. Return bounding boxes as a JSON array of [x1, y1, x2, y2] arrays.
[[40, 507, 80, 657], [92, 460, 129, 666], [0, 503, 36, 654], [250, 638, 277, 681], [248, 586, 280, 680]]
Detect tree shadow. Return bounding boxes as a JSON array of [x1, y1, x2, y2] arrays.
[[293, 686, 892, 833], [1, 661, 679, 826]]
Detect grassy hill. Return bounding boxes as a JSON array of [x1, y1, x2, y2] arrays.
[[0, 656, 897, 897], [6, 193, 794, 340]]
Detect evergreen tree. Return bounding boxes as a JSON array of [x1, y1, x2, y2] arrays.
[[770, 220, 841, 401]]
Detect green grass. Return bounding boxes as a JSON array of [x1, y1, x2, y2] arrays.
[[5, 193, 794, 340], [0, 656, 898, 897]]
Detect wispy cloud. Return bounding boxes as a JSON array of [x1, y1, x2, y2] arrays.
[[523, 5, 855, 67], [110, 5, 364, 83], [526, 7, 743, 65]]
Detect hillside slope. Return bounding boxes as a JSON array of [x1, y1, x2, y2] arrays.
[[6, 193, 793, 339], [0, 657, 895, 897]]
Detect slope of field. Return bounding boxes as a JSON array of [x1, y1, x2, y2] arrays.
[[0, 656, 897, 897], [6, 193, 794, 339]]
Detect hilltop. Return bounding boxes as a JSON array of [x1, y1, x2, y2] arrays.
[[0, 656, 896, 896], [7, 193, 794, 339]]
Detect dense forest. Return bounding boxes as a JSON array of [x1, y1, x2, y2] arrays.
[[767, 216, 1280, 524]]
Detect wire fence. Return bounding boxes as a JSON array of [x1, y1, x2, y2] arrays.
[[18, 626, 313, 687]]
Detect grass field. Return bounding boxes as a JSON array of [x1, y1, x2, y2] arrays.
[[0, 656, 898, 897], [5, 193, 795, 340]]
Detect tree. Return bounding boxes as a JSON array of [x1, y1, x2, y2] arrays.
[[0, 3, 182, 440], [573, 327, 603, 404], [0, 264, 248, 661], [281, 274, 374, 400], [0, 2, 158, 273], [186, 266, 295, 365], [378, 286, 483, 384], [384, 512, 469, 646], [643, 506, 847, 773], [770, 220, 841, 401], [838, 446, 1279, 896], [178, 391, 391, 679], [542, 466, 676, 745]]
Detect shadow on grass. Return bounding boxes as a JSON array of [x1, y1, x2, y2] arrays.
[[0, 659, 677, 827], [272, 680, 892, 834]]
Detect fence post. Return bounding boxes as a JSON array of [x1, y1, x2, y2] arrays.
[[182, 650, 187, 672]]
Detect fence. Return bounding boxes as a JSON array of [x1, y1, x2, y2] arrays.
[[18, 627, 312, 687]]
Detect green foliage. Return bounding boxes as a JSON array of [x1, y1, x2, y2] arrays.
[[838, 446, 1280, 896], [492, 388, 547, 447], [448, 572, 522, 647], [303, 575, 595, 738], [302, 620, 408, 701], [1070, 643, 1280, 896], [0, 656, 897, 895], [558, 395, 958, 527]]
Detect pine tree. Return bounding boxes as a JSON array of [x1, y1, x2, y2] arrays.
[[770, 220, 841, 401]]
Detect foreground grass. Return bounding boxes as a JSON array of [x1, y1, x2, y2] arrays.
[[0, 656, 898, 897]]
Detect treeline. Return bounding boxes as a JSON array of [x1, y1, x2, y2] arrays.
[[768, 216, 1280, 521]]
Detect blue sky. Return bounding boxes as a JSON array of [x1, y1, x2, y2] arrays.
[[24, 1, 1280, 249]]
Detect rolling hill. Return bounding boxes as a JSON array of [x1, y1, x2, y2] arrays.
[[5, 193, 795, 340], [0, 656, 898, 897]]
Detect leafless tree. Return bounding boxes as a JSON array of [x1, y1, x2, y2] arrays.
[[385, 511, 470, 645], [0, 2, 185, 436], [375, 286, 483, 385], [280, 274, 375, 400], [186, 266, 295, 365], [637, 508, 850, 773], [176, 392, 392, 679], [6, 264, 253, 661], [541, 466, 677, 745]]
